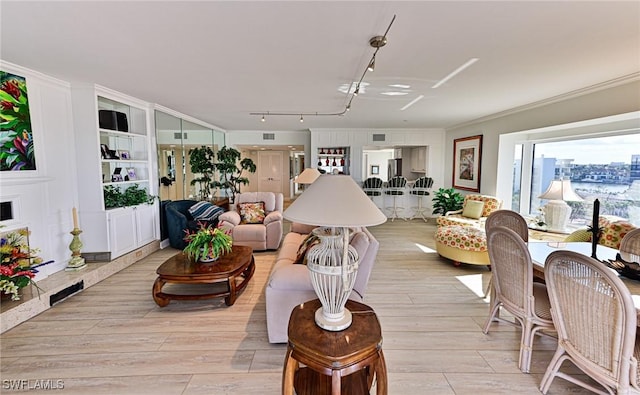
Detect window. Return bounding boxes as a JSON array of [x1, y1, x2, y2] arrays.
[[515, 134, 640, 227]]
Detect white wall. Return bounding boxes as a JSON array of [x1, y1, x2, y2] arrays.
[[445, 79, 640, 197], [0, 61, 79, 277], [309, 128, 446, 190]]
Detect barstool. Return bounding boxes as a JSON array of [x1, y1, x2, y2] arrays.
[[410, 176, 434, 222], [362, 177, 383, 201], [384, 176, 407, 222]]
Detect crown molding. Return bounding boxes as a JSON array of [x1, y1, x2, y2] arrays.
[[448, 72, 640, 130]]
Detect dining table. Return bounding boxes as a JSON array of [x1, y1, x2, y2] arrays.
[[527, 241, 640, 323]]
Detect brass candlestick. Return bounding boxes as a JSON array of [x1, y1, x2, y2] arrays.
[[66, 228, 87, 271]]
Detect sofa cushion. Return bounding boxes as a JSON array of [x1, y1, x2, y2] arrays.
[[294, 233, 320, 264], [462, 200, 484, 219], [349, 231, 370, 263], [436, 225, 487, 252], [601, 219, 636, 249], [188, 201, 224, 222], [238, 202, 266, 224]]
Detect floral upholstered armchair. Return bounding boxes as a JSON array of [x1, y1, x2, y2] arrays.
[[436, 194, 503, 229]]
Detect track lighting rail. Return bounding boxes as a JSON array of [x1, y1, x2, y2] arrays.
[[251, 14, 396, 122]]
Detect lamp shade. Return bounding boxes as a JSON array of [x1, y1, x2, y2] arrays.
[[294, 168, 321, 184], [539, 179, 583, 202], [284, 175, 387, 227]]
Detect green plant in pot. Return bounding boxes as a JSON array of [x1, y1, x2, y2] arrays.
[[183, 223, 233, 262], [103, 185, 156, 209], [212, 146, 256, 204], [188, 146, 216, 200], [432, 187, 464, 215]]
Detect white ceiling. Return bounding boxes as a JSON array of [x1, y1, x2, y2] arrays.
[[2, 1, 639, 132]]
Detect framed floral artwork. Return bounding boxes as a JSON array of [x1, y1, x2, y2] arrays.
[[0, 71, 36, 171], [453, 134, 483, 192]]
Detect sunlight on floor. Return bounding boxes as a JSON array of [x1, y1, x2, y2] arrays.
[[415, 243, 437, 253], [455, 273, 490, 302]]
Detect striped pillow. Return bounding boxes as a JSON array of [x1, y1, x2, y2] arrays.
[[188, 201, 224, 222]]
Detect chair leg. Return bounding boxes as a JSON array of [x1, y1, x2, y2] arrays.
[[539, 348, 568, 394], [519, 320, 535, 373], [411, 196, 428, 222], [482, 296, 502, 334]]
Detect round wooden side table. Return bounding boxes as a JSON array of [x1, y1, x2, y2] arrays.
[[282, 299, 387, 395]]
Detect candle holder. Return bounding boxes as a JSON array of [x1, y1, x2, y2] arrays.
[[589, 199, 601, 260], [66, 228, 87, 271]]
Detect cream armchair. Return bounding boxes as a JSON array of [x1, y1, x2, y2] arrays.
[[218, 192, 284, 251]]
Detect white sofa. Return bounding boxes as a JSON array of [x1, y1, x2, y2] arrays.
[[265, 223, 380, 343]]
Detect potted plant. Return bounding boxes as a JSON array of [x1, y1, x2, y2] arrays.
[[432, 187, 464, 216], [0, 228, 52, 300], [188, 146, 217, 200], [183, 223, 233, 262], [103, 185, 156, 209], [212, 146, 256, 204]]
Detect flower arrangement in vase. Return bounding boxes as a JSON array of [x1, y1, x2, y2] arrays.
[[183, 223, 233, 262], [0, 228, 51, 300]]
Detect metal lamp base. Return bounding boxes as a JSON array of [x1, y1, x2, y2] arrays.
[[315, 307, 353, 331]]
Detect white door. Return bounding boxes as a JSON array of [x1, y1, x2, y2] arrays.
[[258, 151, 284, 194]]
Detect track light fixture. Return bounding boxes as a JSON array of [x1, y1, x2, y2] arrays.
[[251, 15, 396, 122]]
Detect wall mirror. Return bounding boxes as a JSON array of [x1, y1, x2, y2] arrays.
[[155, 110, 225, 201]]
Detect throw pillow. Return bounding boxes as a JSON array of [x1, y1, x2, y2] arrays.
[[188, 201, 224, 222], [462, 200, 484, 219], [238, 202, 266, 224], [294, 233, 320, 264]]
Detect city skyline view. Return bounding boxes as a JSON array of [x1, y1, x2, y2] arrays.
[[534, 134, 640, 165]]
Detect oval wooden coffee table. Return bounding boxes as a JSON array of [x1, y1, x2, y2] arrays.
[[152, 245, 254, 307]]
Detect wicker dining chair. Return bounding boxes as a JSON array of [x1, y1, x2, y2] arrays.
[[540, 250, 640, 395], [482, 210, 530, 298], [482, 226, 554, 373], [485, 210, 529, 242], [620, 228, 640, 263]]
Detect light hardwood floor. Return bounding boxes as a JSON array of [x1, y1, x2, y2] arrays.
[[0, 220, 605, 394]]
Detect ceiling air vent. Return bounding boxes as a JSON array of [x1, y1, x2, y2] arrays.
[[372, 134, 386, 142], [263, 133, 275, 141]]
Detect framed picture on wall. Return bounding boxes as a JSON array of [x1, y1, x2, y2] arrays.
[[371, 165, 379, 175], [453, 134, 483, 192]]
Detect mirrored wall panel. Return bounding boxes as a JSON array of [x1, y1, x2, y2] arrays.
[[155, 110, 225, 201]]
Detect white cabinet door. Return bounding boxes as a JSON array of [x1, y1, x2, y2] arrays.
[[135, 203, 157, 246], [108, 207, 137, 258], [411, 147, 427, 172]]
